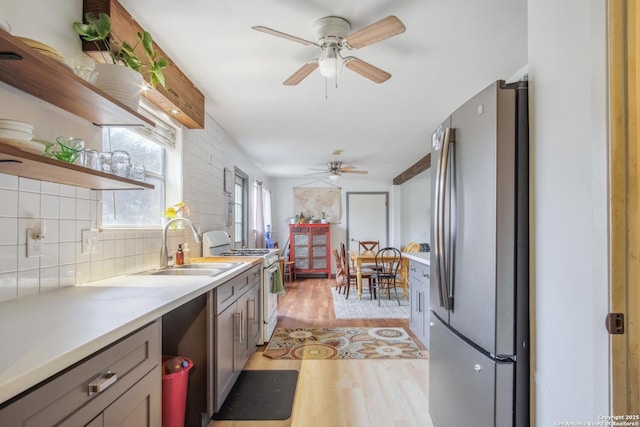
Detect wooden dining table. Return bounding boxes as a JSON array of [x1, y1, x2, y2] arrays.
[[349, 252, 410, 300]]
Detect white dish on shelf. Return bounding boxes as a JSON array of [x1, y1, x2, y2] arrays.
[[0, 119, 34, 132], [0, 128, 32, 141], [0, 138, 46, 155], [0, 17, 11, 34]]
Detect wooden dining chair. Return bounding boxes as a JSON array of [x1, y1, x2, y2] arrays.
[[371, 247, 403, 306], [358, 240, 380, 255], [358, 240, 382, 271], [341, 243, 374, 299], [332, 248, 346, 292], [402, 241, 420, 253]]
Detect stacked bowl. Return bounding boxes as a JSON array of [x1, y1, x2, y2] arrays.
[[0, 119, 47, 154]]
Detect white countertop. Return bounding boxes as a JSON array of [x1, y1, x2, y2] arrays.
[[402, 252, 431, 265], [0, 261, 257, 404]]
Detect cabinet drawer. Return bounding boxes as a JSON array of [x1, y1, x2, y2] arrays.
[[215, 266, 261, 314], [0, 321, 161, 426], [236, 266, 260, 295], [410, 262, 430, 283], [215, 280, 237, 313]]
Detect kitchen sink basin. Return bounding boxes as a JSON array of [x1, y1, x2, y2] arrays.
[[148, 268, 227, 277], [138, 261, 244, 277], [175, 262, 242, 270]]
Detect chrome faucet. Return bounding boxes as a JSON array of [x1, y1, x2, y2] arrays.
[[160, 217, 202, 269]]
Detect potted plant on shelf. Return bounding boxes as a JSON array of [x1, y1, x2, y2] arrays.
[[320, 211, 328, 224], [72, 12, 168, 109]]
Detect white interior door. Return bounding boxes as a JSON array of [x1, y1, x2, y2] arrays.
[[346, 192, 388, 254]]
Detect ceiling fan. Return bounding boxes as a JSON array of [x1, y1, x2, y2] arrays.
[[252, 15, 406, 85], [306, 161, 369, 179]]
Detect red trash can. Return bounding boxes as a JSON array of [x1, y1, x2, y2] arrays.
[[162, 356, 194, 427]]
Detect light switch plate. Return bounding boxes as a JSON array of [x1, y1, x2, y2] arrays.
[[82, 229, 100, 254]]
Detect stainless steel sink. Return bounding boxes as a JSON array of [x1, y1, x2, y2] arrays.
[[148, 268, 227, 277], [174, 262, 242, 270], [141, 261, 243, 277]]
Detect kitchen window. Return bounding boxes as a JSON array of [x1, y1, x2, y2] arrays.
[[101, 103, 182, 227], [234, 168, 248, 247]]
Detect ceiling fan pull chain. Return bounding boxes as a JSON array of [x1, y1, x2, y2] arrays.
[[325, 77, 328, 100]]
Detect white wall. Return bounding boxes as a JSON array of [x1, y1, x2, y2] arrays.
[[271, 176, 400, 269], [529, 0, 610, 424], [400, 170, 430, 247]]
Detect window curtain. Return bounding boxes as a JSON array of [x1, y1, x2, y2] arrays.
[[255, 180, 265, 248]]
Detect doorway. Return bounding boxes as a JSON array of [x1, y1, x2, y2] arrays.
[[345, 192, 389, 254]]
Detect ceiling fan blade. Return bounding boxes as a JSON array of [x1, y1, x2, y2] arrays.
[[284, 61, 319, 85], [252, 26, 318, 47], [341, 170, 368, 174], [344, 16, 406, 49], [337, 165, 357, 171], [344, 57, 391, 83], [304, 171, 329, 176]]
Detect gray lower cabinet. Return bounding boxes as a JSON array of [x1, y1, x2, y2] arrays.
[[409, 260, 430, 349], [0, 321, 161, 426], [212, 265, 261, 412]]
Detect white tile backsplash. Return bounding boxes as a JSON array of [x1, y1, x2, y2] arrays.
[[18, 177, 40, 193], [59, 197, 76, 219], [0, 272, 17, 302], [0, 245, 18, 273], [41, 181, 60, 196], [76, 198, 91, 220], [17, 269, 39, 297], [18, 191, 40, 218], [0, 174, 18, 190], [0, 189, 18, 217], [41, 194, 60, 219], [0, 218, 18, 245]]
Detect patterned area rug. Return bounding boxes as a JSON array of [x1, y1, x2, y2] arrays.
[[331, 287, 410, 319], [263, 327, 427, 360]]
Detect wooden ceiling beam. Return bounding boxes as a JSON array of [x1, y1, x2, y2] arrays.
[[393, 153, 431, 185], [81, 0, 205, 129]]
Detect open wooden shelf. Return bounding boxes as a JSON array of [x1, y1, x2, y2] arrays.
[[0, 29, 153, 127], [0, 142, 154, 190]]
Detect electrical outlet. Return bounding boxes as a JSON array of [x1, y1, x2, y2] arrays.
[[26, 228, 42, 258], [82, 229, 100, 254]]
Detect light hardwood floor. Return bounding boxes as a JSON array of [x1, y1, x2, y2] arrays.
[[209, 278, 434, 427]]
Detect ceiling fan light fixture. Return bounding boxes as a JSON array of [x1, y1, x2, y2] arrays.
[[318, 45, 344, 78], [328, 171, 341, 181]]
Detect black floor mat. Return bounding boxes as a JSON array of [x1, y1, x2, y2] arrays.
[[212, 370, 298, 420]]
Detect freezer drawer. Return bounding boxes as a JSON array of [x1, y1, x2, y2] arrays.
[[429, 312, 514, 427]]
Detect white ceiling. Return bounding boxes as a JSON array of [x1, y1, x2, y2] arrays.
[[119, 0, 527, 181]]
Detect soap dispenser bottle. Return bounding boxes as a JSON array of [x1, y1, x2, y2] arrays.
[[183, 243, 191, 264], [175, 244, 184, 265]]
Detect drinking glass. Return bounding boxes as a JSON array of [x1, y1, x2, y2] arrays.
[[83, 149, 100, 170], [111, 150, 130, 177], [99, 151, 112, 173], [129, 164, 146, 181]]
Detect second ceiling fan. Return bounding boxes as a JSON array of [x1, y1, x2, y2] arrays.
[[307, 161, 368, 179], [252, 15, 406, 85]]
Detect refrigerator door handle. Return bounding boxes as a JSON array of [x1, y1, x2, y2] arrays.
[[435, 127, 454, 310], [433, 128, 445, 308]]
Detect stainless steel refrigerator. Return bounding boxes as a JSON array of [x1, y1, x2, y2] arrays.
[[430, 80, 529, 427]]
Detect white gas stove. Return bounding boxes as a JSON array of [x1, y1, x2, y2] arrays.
[[202, 231, 280, 344]]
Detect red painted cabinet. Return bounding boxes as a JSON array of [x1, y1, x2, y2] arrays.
[[289, 224, 331, 278]]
